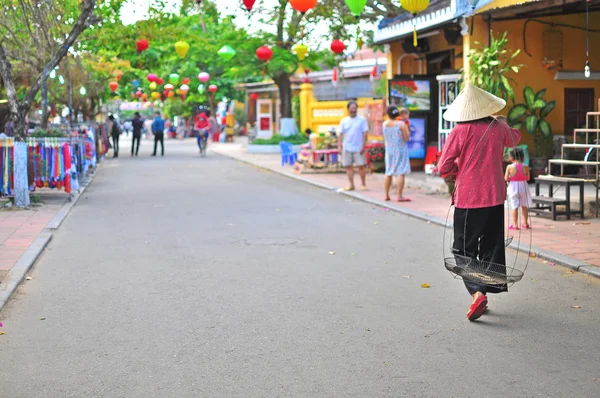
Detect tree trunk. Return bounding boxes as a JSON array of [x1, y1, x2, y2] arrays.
[[274, 72, 293, 119]]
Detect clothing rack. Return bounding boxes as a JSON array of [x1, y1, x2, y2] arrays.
[[0, 136, 96, 200]]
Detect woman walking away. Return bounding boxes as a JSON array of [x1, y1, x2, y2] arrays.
[[437, 84, 521, 322], [505, 147, 532, 229], [131, 112, 143, 156], [383, 105, 411, 202]]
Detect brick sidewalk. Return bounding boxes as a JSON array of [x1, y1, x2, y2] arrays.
[[0, 194, 67, 283], [213, 143, 600, 269]]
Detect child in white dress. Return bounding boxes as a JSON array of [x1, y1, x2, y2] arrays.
[[505, 147, 532, 230]]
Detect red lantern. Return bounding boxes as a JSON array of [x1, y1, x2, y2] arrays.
[[243, 0, 256, 11], [136, 39, 149, 53], [182, 77, 191, 85], [136, 91, 143, 98], [330, 40, 346, 54], [289, 0, 317, 13], [156, 77, 164, 85], [250, 93, 259, 100], [209, 85, 218, 93], [256, 46, 273, 62], [109, 81, 119, 92]]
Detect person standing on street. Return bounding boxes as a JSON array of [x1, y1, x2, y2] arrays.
[[108, 115, 121, 158], [151, 112, 165, 157], [131, 112, 143, 157], [383, 105, 411, 202], [437, 84, 521, 322], [338, 100, 369, 191]]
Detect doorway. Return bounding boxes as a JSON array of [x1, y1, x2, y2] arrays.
[[256, 99, 273, 139], [564, 88, 595, 135]]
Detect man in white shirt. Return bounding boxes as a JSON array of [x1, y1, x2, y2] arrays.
[[338, 100, 369, 191]]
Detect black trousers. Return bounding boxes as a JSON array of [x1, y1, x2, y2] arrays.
[[452, 205, 508, 296], [153, 132, 164, 156], [131, 133, 141, 156], [111, 134, 120, 157]]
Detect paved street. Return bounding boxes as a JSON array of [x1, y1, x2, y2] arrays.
[[0, 140, 599, 397]]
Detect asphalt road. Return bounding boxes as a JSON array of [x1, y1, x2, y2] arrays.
[[1, 139, 599, 397]]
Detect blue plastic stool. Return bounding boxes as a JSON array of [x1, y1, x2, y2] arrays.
[[280, 141, 298, 166]]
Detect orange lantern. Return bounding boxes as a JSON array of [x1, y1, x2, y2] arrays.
[[289, 0, 317, 13]]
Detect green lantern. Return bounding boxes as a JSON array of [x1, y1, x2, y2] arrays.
[[218, 45, 236, 61], [169, 73, 180, 85], [345, 0, 367, 17], [198, 84, 204, 94]]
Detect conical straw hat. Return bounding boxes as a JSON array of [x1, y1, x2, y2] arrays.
[[443, 83, 506, 122]]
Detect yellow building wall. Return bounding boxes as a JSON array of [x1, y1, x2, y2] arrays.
[[386, 10, 600, 150], [472, 12, 600, 137]]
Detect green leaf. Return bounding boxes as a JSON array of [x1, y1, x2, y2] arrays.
[[524, 86, 536, 109], [525, 114, 538, 135], [489, 60, 500, 66], [508, 104, 528, 124], [538, 119, 552, 139], [511, 66, 520, 73], [535, 88, 547, 100], [511, 122, 524, 130], [532, 99, 547, 110], [540, 100, 556, 118], [501, 75, 515, 102]]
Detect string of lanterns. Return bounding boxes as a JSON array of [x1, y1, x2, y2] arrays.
[[108, 0, 432, 102]]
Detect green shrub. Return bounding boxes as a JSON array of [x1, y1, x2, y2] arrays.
[[252, 134, 308, 145]]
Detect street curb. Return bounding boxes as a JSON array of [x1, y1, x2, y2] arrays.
[[214, 149, 600, 280], [0, 232, 52, 311], [0, 170, 96, 313], [46, 175, 92, 230]]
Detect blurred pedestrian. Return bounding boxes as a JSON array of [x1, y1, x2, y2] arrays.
[[131, 112, 143, 157], [151, 112, 165, 157]]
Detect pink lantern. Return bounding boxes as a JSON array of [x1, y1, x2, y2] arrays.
[[180, 84, 190, 94], [198, 72, 210, 83], [208, 85, 218, 93], [147, 73, 157, 82]]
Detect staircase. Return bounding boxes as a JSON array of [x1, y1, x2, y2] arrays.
[[533, 107, 600, 218]]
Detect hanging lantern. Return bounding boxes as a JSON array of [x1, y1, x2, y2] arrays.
[[218, 45, 236, 61], [80, 87, 87, 96], [176, 89, 183, 95], [294, 43, 309, 61], [149, 82, 157, 91], [109, 81, 119, 92], [182, 77, 191, 85], [209, 85, 218, 93], [198, 84, 205, 94], [132, 79, 139, 88], [136, 91, 143, 98], [401, 0, 431, 46], [243, 0, 256, 11], [198, 72, 210, 83], [256, 46, 273, 62], [180, 84, 190, 94], [250, 92, 259, 100], [330, 40, 346, 55], [114, 70, 123, 81], [289, 0, 317, 13], [163, 90, 169, 97], [131, 92, 136, 99], [332, 67, 339, 87], [174, 41, 190, 59], [156, 77, 165, 85], [167, 91, 175, 98], [142, 93, 148, 101], [164, 83, 174, 91], [151, 91, 161, 99], [147, 73, 157, 82], [169, 73, 180, 85], [344, 0, 367, 18], [136, 39, 149, 53]]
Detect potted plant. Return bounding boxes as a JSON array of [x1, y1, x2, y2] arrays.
[[366, 143, 385, 173], [507, 86, 555, 178], [467, 31, 523, 102]]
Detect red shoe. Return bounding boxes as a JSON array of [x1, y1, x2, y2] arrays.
[[467, 295, 488, 321]]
